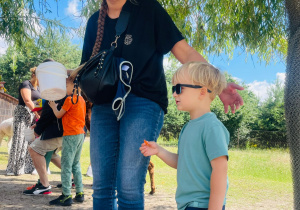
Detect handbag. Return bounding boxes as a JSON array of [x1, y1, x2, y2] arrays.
[[72, 11, 130, 105]]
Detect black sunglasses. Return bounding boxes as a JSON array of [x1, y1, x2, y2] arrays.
[[172, 84, 212, 94]]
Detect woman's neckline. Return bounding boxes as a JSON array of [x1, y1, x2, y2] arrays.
[[107, 15, 119, 21], [29, 80, 38, 90]]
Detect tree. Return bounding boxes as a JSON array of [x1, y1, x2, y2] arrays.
[[211, 73, 260, 148], [78, 0, 287, 63], [1, 0, 287, 63], [3, 0, 299, 206], [161, 61, 190, 141], [0, 29, 81, 98], [251, 78, 286, 148], [0, 1, 69, 46], [284, 0, 300, 208]]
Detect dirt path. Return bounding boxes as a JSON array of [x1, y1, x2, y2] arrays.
[[0, 169, 177, 210], [0, 140, 292, 210]]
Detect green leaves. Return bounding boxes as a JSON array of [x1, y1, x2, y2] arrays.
[[157, 0, 287, 63], [0, 29, 81, 98]]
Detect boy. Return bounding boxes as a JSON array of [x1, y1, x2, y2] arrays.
[[140, 62, 229, 210], [49, 75, 86, 206]]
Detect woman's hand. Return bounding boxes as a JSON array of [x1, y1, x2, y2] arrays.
[[219, 83, 244, 114], [33, 111, 40, 120]]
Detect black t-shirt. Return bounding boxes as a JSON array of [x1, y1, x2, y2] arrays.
[[81, 0, 184, 113], [18, 80, 41, 106], [34, 97, 65, 140]]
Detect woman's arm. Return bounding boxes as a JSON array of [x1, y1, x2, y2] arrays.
[[209, 156, 228, 210], [171, 40, 207, 63], [171, 40, 244, 113], [20, 88, 40, 119]]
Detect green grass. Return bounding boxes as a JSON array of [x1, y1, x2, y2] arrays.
[[0, 140, 293, 209], [143, 144, 293, 209]]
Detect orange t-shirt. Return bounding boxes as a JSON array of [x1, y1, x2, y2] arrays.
[[61, 96, 86, 136]]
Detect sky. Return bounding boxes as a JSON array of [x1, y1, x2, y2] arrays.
[[0, 0, 287, 102]]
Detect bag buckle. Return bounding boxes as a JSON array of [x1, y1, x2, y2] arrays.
[[111, 35, 120, 48]]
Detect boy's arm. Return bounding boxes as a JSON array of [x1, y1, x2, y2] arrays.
[[48, 101, 66, 119], [140, 141, 178, 169], [209, 156, 228, 210]]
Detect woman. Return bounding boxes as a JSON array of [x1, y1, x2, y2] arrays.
[[6, 67, 41, 176], [80, 0, 244, 209]]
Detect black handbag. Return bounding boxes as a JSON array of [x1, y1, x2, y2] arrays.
[[72, 11, 130, 105]]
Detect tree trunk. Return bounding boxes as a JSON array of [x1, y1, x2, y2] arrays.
[[284, 0, 300, 209]]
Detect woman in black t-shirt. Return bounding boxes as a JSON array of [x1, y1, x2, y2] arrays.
[[78, 0, 244, 209], [6, 67, 41, 176]]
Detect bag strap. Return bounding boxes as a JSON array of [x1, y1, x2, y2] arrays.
[[71, 10, 130, 105], [110, 11, 130, 49], [116, 11, 130, 37]]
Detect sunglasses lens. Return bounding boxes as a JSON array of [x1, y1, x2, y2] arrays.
[[172, 84, 182, 94], [172, 86, 176, 93], [176, 85, 180, 94], [176, 84, 181, 94]]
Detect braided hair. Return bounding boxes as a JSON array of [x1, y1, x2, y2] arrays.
[[90, 0, 108, 58]]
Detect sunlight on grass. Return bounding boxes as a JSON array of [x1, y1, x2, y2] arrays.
[[0, 139, 293, 209]]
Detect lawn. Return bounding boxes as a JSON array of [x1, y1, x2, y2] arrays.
[[144, 140, 293, 209], [0, 138, 293, 209]]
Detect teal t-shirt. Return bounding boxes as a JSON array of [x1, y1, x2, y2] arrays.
[[176, 112, 230, 210]]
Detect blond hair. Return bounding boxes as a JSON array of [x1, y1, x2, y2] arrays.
[[172, 62, 227, 100], [30, 67, 37, 74]]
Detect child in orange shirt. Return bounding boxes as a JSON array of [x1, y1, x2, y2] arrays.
[[48, 75, 86, 206]]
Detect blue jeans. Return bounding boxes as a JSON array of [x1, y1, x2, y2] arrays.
[[90, 94, 164, 210]]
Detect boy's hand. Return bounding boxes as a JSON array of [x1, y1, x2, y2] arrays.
[[219, 83, 244, 114], [48, 101, 58, 109], [140, 140, 159, 157]]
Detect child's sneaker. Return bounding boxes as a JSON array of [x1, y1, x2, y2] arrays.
[[74, 192, 84, 203], [49, 194, 73, 206], [56, 179, 75, 188], [23, 183, 52, 195]]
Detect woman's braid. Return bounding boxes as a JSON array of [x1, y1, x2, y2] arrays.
[[91, 0, 108, 58]]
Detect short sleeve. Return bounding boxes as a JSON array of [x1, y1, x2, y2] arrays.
[[61, 97, 72, 112], [19, 80, 31, 90], [204, 125, 229, 162], [153, 1, 184, 54]]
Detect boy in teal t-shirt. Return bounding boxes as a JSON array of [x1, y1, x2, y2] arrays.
[[140, 62, 230, 210]]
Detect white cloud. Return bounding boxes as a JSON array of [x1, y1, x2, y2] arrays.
[[248, 80, 271, 102], [277, 72, 286, 84], [0, 37, 8, 55], [66, 0, 80, 16], [247, 72, 286, 102], [232, 76, 242, 83]]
